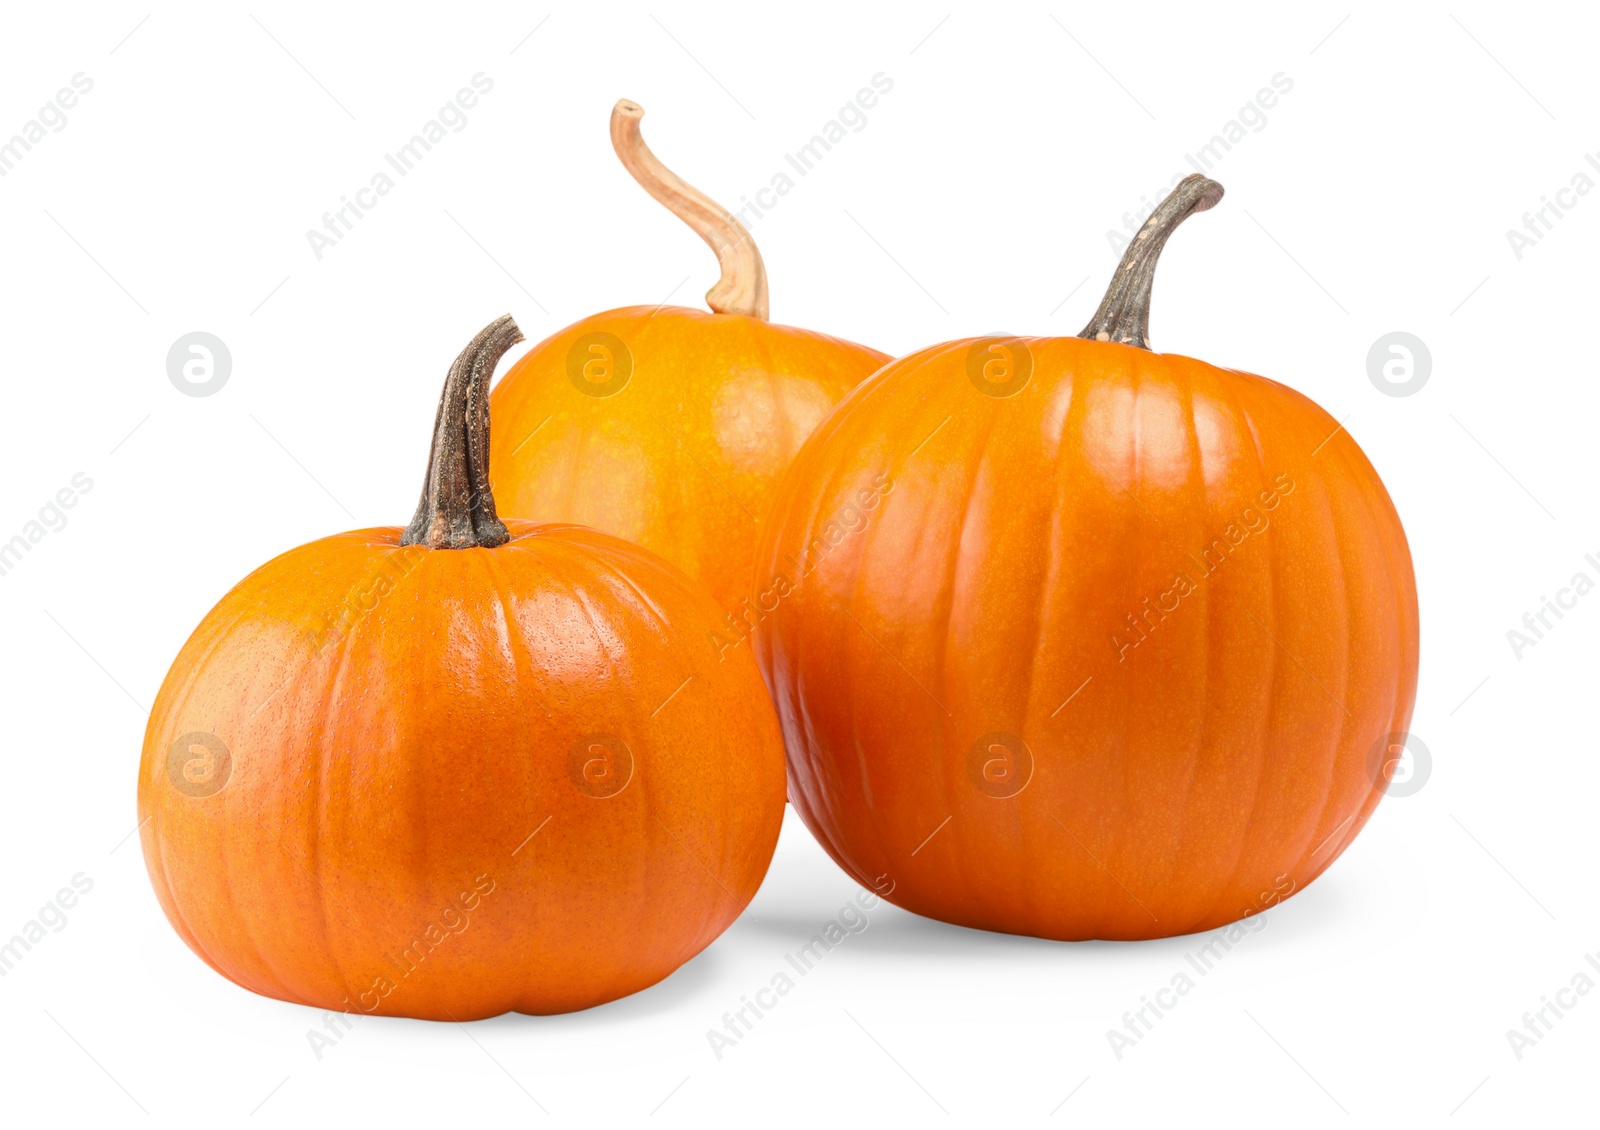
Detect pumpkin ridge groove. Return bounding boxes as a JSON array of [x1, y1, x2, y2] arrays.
[[1020, 353, 1077, 938], [1102, 345, 1145, 938], [559, 549, 671, 999], [1166, 364, 1216, 933], [822, 362, 924, 893], [309, 581, 369, 1010], [572, 536, 738, 960], [1189, 376, 1278, 933], [150, 613, 249, 984], [217, 606, 309, 1000], [1297, 427, 1411, 877], [1285, 399, 1356, 887], [938, 388, 1004, 921], [475, 545, 542, 1016]]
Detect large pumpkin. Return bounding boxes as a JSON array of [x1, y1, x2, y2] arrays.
[[138, 316, 786, 1018], [488, 100, 888, 620], [754, 175, 1419, 941]]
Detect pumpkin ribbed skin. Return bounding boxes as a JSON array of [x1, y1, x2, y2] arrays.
[[139, 521, 785, 1018], [754, 337, 1418, 941], [489, 306, 887, 616]]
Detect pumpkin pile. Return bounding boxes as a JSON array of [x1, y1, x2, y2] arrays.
[[139, 103, 1417, 1021]]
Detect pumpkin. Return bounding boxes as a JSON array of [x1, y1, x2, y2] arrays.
[[488, 99, 889, 622], [138, 316, 786, 1019], [753, 175, 1419, 941]]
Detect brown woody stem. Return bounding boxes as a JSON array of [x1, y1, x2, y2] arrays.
[[400, 315, 524, 549], [611, 99, 770, 320], [1079, 173, 1223, 351]]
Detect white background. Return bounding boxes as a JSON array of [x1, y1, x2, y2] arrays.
[[0, 1, 1591, 1125]]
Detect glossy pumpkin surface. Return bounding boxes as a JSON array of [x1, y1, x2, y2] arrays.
[[753, 180, 1418, 942], [490, 306, 886, 616], [139, 319, 786, 1018]]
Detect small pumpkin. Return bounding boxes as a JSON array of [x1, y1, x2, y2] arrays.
[[488, 100, 889, 620], [138, 317, 786, 1019], [754, 175, 1419, 941]]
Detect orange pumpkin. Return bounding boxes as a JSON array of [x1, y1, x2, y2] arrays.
[[489, 99, 888, 621], [138, 316, 786, 1019], [754, 175, 1419, 941]]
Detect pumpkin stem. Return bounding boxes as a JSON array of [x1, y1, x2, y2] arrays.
[[610, 99, 770, 321], [1079, 173, 1224, 351], [400, 315, 524, 550]]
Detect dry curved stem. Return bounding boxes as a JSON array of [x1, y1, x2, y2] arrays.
[[1079, 173, 1224, 351], [401, 315, 524, 550], [611, 99, 769, 320]]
